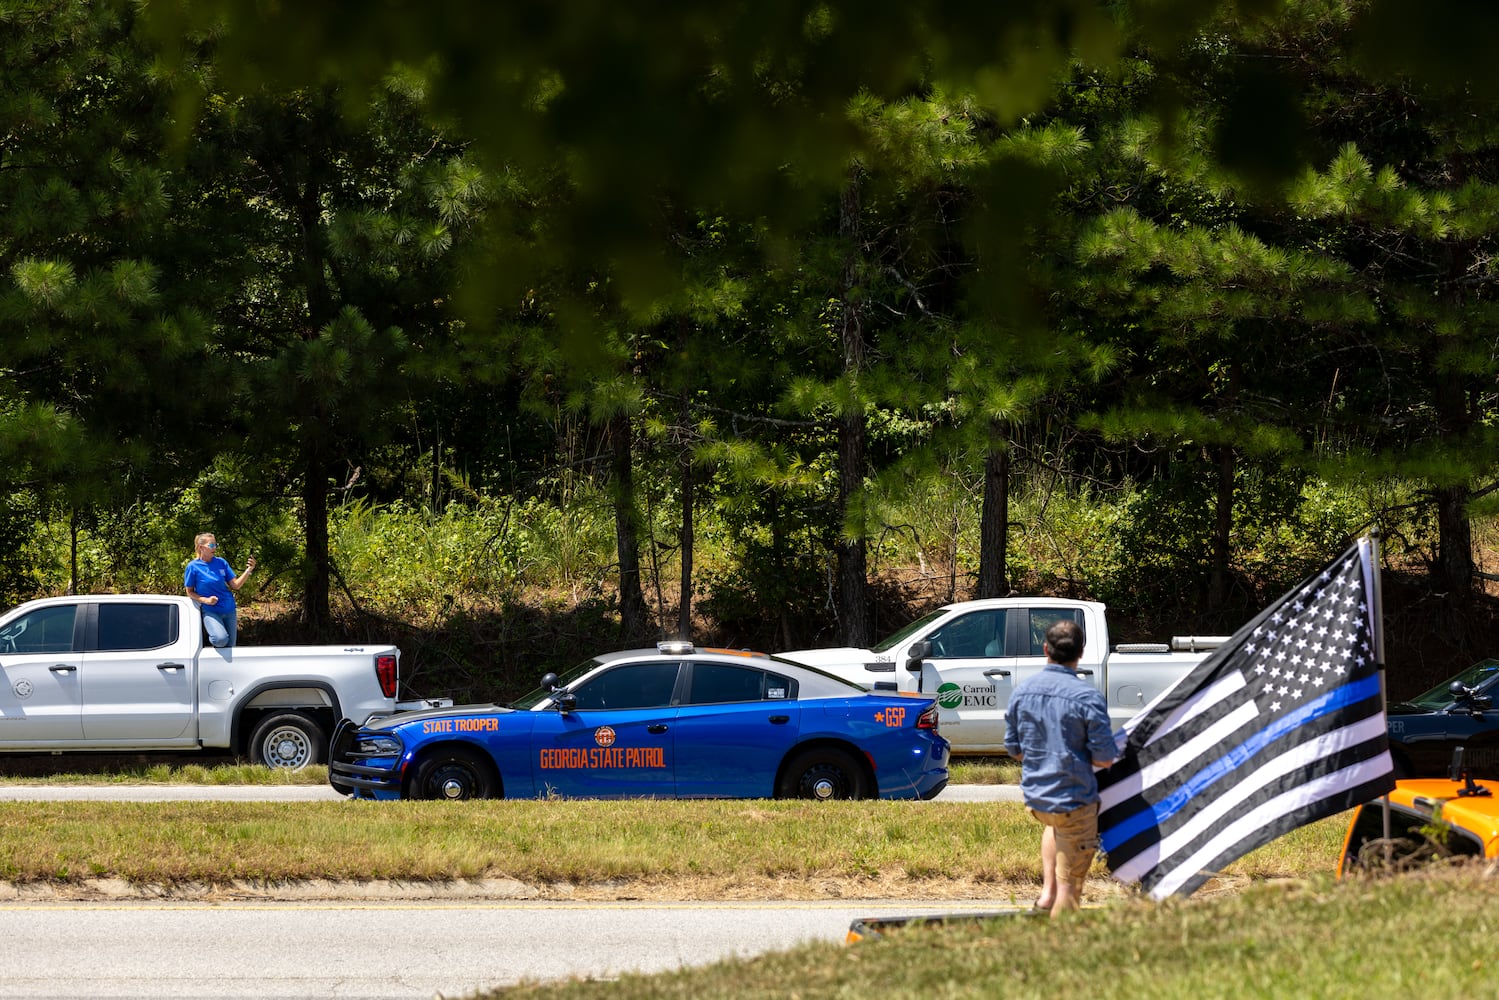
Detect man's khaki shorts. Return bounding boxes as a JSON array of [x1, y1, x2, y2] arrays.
[[1029, 801, 1100, 886]]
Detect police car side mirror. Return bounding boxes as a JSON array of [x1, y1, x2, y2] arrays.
[[905, 640, 931, 673], [1449, 681, 1492, 713], [555, 691, 577, 714]]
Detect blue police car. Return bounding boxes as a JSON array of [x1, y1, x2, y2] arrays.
[[1387, 658, 1499, 778], [329, 642, 950, 801]]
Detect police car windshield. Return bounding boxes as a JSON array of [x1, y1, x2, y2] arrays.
[[1405, 658, 1499, 709], [510, 658, 605, 710], [870, 610, 946, 654]]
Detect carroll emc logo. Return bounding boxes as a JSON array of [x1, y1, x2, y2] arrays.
[[937, 681, 1000, 710], [594, 726, 617, 748]]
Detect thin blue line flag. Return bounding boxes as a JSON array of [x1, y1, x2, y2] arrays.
[[1097, 536, 1395, 899]]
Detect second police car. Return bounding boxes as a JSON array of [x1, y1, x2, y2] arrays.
[[329, 642, 950, 801]]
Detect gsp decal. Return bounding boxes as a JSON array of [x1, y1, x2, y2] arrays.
[[874, 706, 906, 727], [594, 726, 617, 747]]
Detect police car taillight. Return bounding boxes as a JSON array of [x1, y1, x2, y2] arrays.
[[376, 654, 398, 698], [916, 705, 939, 731]]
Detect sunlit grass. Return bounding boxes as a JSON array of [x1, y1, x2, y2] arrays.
[[0, 761, 327, 785], [0, 798, 1344, 890], [0, 761, 1007, 785], [477, 866, 1499, 999], [948, 756, 1019, 784]]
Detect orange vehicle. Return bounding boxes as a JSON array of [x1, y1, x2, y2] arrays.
[[1340, 749, 1499, 874]]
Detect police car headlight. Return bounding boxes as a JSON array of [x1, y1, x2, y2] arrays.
[[356, 735, 402, 755]]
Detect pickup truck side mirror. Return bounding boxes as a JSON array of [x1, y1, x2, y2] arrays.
[[905, 640, 931, 673]]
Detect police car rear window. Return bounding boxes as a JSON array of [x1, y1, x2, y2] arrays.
[[686, 663, 797, 704]]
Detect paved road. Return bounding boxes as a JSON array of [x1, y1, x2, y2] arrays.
[[0, 783, 1023, 996], [0, 782, 1020, 802], [0, 898, 1029, 999]]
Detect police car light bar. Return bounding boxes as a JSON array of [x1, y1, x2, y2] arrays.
[[658, 640, 694, 655]]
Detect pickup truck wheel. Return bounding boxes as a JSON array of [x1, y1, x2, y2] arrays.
[[413, 749, 500, 800], [776, 748, 870, 801], [248, 712, 325, 771]]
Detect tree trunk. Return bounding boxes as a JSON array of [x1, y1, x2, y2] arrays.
[[976, 438, 1010, 599], [836, 170, 870, 647], [1435, 484, 1474, 597], [301, 436, 332, 630], [1207, 443, 1235, 613], [1432, 367, 1475, 598], [610, 411, 647, 638], [677, 392, 695, 640]]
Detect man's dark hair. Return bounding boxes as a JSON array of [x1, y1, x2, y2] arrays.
[[1044, 619, 1085, 665]]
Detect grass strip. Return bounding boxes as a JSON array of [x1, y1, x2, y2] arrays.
[[0, 762, 327, 785], [0, 798, 1342, 887], [478, 866, 1499, 999], [0, 757, 1010, 786]]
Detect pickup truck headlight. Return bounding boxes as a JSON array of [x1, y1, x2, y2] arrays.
[[355, 734, 403, 756]]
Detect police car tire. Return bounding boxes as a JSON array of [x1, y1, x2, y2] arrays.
[[777, 748, 870, 801], [248, 711, 326, 770], [413, 748, 500, 800]]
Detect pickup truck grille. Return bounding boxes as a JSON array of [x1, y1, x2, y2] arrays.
[[329, 719, 404, 795]]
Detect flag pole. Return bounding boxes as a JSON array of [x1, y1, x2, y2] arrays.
[[1367, 529, 1392, 865], [1368, 530, 1385, 675]]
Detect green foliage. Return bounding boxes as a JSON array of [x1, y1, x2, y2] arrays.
[[0, 491, 46, 606], [330, 492, 622, 613]]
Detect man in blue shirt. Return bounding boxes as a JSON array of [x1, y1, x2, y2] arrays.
[[1004, 618, 1117, 916]]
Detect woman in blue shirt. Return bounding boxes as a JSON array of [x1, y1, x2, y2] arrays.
[[183, 532, 256, 647]]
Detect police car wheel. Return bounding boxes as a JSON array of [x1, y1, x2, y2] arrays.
[[413, 749, 499, 800], [777, 748, 870, 801], [248, 712, 325, 771]]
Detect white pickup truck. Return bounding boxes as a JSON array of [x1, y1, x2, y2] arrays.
[[0, 593, 411, 769], [781, 597, 1227, 754]]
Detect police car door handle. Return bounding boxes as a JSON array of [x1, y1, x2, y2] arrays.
[[647, 724, 668, 734], [769, 715, 790, 724], [49, 664, 77, 673], [983, 669, 1011, 678]]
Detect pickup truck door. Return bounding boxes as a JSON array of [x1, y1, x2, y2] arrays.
[[915, 607, 1014, 751], [80, 602, 197, 743], [0, 603, 84, 743], [918, 606, 1093, 751]]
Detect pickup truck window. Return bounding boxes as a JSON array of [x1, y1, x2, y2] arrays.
[[1025, 609, 1085, 656], [0, 605, 77, 654], [685, 663, 798, 704], [926, 610, 1007, 659], [96, 603, 177, 652]]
